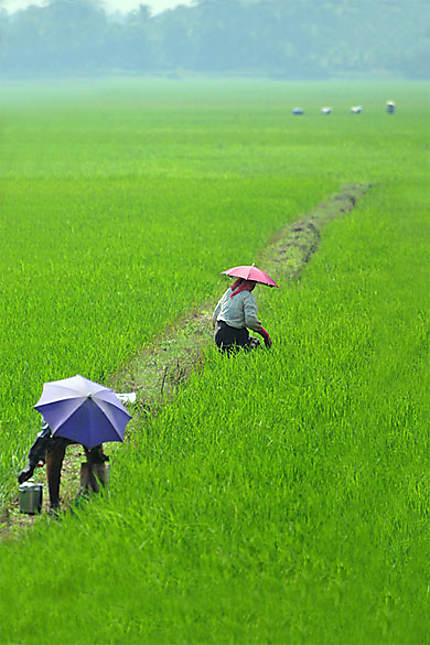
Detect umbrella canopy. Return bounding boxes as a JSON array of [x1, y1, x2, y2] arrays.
[[34, 374, 132, 449], [221, 264, 279, 288]]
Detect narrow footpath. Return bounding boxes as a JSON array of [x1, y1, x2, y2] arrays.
[[2, 183, 371, 536], [112, 182, 372, 411]]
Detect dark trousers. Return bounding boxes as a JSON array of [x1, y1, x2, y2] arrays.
[[214, 320, 251, 354], [18, 433, 105, 510]]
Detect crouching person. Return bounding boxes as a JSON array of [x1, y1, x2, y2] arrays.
[[386, 100, 396, 114], [18, 421, 107, 511], [212, 278, 272, 354]]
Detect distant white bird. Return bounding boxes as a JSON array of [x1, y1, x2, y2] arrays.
[[292, 107, 304, 115], [386, 100, 396, 114], [321, 107, 332, 115], [350, 106, 363, 114]]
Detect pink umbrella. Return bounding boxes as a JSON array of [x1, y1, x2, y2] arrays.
[[221, 264, 279, 288]]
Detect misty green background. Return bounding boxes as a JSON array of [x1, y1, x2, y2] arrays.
[[1, 0, 428, 78]]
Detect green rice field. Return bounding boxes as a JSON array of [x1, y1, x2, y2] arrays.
[[0, 79, 429, 644]]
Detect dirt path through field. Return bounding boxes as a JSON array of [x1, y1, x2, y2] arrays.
[[111, 182, 372, 410], [1, 183, 371, 536]]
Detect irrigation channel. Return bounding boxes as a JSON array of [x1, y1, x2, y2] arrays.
[[3, 182, 371, 535]]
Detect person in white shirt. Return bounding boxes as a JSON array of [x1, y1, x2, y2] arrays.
[[212, 278, 272, 353]]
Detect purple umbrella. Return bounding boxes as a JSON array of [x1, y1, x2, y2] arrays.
[[34, 374, 132, 449]]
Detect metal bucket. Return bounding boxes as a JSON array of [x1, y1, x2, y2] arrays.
[[19, 481, 43, 514]]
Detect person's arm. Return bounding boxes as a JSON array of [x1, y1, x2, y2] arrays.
[[17, 426, 51, 484], [256, 326, 272, 348], [244, 293, 272, 348], [244, 292, 262, 331], [212, 292, 227, 329], [212, 302, 221, 329]]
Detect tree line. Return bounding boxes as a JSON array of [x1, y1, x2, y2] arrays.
[[0, 0, 428, 78]]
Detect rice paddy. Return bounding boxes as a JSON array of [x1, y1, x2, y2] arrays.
[[0, 79, 428, 644]]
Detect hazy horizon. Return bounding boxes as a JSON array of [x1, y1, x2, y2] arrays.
[[2, 0, 193, 14], [0, 0, 426, 80]]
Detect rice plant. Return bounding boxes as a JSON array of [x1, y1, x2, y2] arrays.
[[0, 79, 428, 644]]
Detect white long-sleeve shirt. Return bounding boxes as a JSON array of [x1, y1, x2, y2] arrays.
[[212, 288, 261, 331]]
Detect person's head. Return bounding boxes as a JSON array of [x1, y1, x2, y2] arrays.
[[230, 278, 257, 295], [243, 279, 256, 291]]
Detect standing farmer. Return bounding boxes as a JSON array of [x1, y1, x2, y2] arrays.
[[213, 264, 278, 354]]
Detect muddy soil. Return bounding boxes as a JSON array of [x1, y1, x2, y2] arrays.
[[1, 183, 371, 537]]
